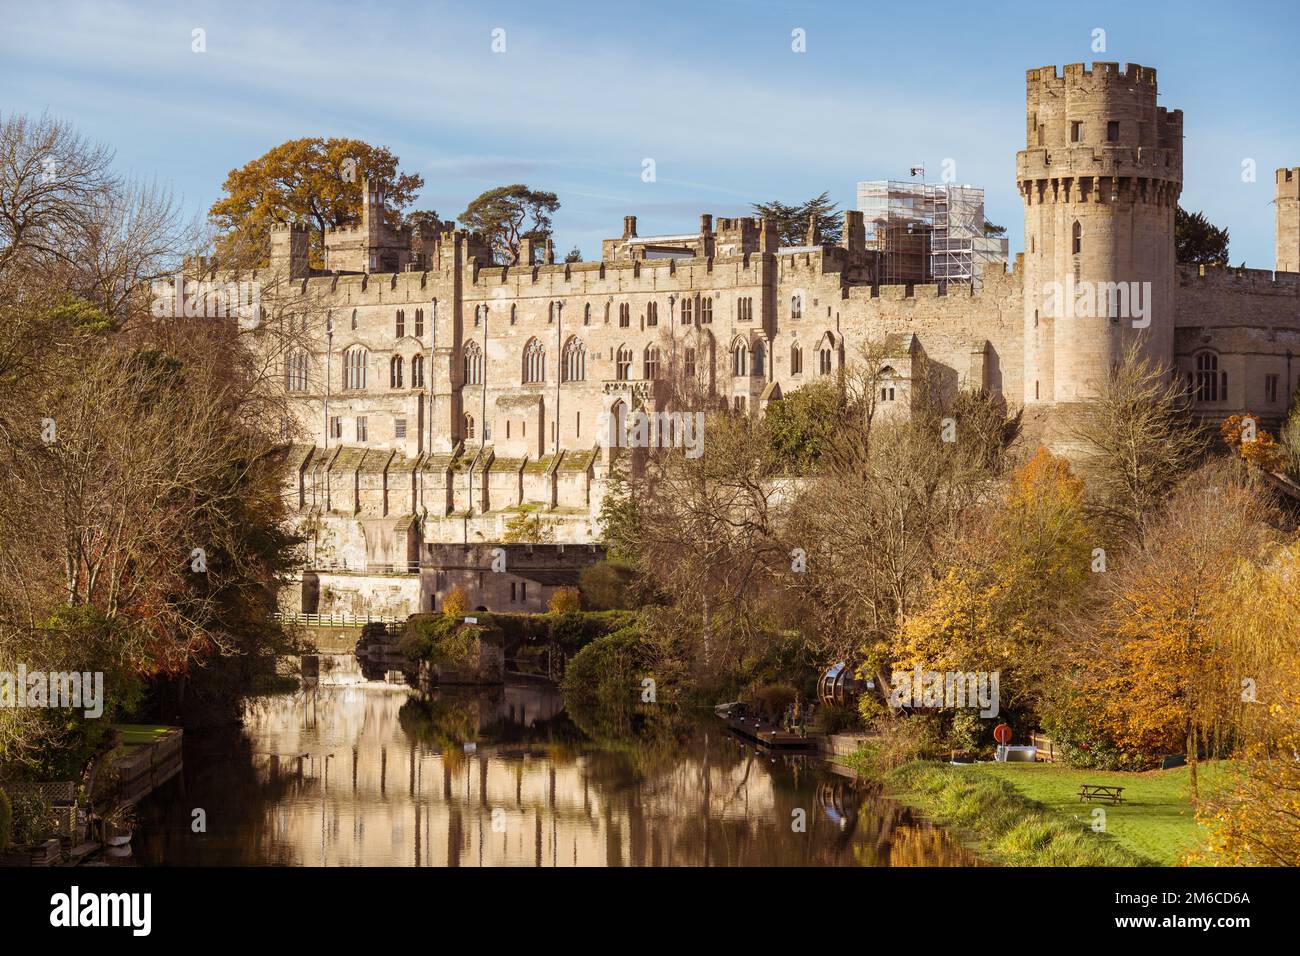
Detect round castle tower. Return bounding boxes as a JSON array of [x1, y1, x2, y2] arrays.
[[1018, 62, 1183, 406]]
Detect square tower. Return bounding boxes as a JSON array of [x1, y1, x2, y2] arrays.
[[1278, 168, 1300, 274]]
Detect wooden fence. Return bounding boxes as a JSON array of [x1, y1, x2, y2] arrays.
[[1028, 731, 1059, 762]]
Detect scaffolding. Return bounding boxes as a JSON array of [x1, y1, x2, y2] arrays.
[[856, 180, 1006, 290]]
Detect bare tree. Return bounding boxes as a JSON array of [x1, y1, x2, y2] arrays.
[[0, 112, 117, 275], [785, 346, 1013, 676], [1070, 344, 1206, 548]]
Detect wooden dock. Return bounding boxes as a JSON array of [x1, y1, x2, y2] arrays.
[[719, 714, 818, 751], [89, 725, 183, 822]]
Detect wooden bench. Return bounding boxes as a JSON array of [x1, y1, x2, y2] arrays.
[[1078, 784, 1125, 804]]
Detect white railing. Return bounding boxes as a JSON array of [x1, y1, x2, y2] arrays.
[[309, 561, 421, 574], [274, 611, 405, 627]]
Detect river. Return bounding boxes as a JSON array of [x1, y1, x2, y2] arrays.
[[132, 656, 980, 866]]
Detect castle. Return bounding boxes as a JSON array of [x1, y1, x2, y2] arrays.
[[227, 62, 1300, 620]]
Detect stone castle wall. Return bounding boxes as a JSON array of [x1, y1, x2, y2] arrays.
[[229, 60, 1299, 620]]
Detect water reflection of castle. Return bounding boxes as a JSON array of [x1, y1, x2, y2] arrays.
[[226, 672, 975, 867]]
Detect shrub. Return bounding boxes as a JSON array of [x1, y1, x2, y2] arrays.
[[0, 788, 11, 850], [561, 627, 645, 714], [502, 511, 551, 543], [548, 587, 581, 614], [578, 559, 639, 610], [1039, 706, 1150, 771], [9, 795, 56, 846], [548, 610, 638, 652], [849, 715, 946, 772], [399, 614, 482, 671]]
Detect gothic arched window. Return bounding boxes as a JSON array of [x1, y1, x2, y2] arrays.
[[562, 337, 586, 382], [343, 347, 368, 389], [644, 345, 661, 380], [790, 343, 803, 375], [615, 345, 633, 381], [732, 340, 749, 377], [463, 340, 483, 385], [285, 349, 308, 392], [390, 354, 404, 389], [1072, 220, 1082, 255], [411, 354, 424, 388], [1194, 351, 1224, 403], [522, 337, 546, 384]]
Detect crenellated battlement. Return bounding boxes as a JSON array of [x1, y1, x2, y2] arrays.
[[1023, 60, 1178, 178], [1178, 263, 1300, 294], [1029, 62, 1157, 89], [840, 258, 1022, 306]]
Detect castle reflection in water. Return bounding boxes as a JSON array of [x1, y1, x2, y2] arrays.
[[134, 657, 979, 867]]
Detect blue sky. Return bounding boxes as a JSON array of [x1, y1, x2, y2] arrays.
[[2, 0, 1296, 265]]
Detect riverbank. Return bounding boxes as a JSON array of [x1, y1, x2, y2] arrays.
[[840, 750, 1232, 866]]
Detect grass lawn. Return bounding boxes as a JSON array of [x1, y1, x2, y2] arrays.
[[960, 760, 1234, 866], [112, 724, 178, 748]]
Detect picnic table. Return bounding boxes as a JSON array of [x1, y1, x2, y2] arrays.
[[1078, 783, 1125, 804]]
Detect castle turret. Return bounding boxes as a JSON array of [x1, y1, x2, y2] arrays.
[[323, 176, 414, 273], [269, 222, 310, 279], [1278, 168, 1300, 274], [1018, 63, 1182, 405]]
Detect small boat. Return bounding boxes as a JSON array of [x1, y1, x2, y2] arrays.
[[714, 701, 748, 718], [104, 821, 133, 847]]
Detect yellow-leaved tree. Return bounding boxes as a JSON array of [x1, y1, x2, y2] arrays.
[[441, 585, 469, 619], [891, 447, 1093, 718], [1195, 541, 1300, 864]]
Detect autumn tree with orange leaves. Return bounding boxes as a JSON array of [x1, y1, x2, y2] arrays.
[[1220, 413, 1287, 473], [1072, 461, 1276, 802], [209, 138, 424, 268]]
